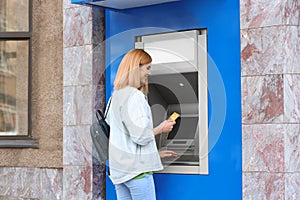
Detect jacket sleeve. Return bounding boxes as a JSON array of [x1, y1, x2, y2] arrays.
[[121, 91, 154, 146]]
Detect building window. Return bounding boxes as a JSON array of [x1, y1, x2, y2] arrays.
[[0, 0, 37, 147]]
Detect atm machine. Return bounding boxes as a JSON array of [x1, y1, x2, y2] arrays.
[[135, 29, 208, 174]]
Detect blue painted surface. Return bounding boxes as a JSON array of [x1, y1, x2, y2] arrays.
[[94, 0, 241, 199], [71, 0, 84, 4]]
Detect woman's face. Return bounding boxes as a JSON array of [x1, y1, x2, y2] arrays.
[[139, 63, 151, 86]]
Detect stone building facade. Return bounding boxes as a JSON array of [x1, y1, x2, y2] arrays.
[[0, 0, 299, 199]]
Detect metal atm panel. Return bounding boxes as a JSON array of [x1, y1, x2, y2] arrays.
[[148, 72, 199, 165], [135, 29, 208, 174]]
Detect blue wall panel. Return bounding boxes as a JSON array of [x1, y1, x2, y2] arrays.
[[105, 0, 242, 199]]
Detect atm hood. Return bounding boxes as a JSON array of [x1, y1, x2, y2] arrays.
[[84, 0, 180, 10]]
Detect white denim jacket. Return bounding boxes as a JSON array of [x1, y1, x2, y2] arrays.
[[107, 86, 163, 184]]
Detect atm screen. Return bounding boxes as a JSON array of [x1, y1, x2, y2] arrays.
[[167, 117, 198, 140]]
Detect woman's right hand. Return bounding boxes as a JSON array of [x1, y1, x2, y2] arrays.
[[159, 150, 178, 158]]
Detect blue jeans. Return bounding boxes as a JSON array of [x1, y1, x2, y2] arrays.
[[115, 174, 156, 200]]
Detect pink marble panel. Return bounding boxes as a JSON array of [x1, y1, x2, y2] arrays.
[[0, 168, 42, 198], [91, 9, 105, 45], [64, 0, 81, 9], [63, 45, 93, 86], [284, 74, 300, 123], [92, 162, 106, 200], [63, 85, 94, 125], [93, 85, 106, 113], [242, 75, 283, 123], [63, 125, 93, 166], [285, 173, 300, 200], [240, 0, 299, 29], [285, 26, 300, 73], [17, 168, 44, 198], [64, 6, 92, 47], [92, 43, 106, 86], [0, 167, 19, 197], [42, 169, 63, 200], [285, 124, 300, 171], [75, 85, 93, 124], [0, 167, 63, 199], [243, 172, 285, 200], [63, 166, 93, 200], [243, 124, 284, 172], [63, 86, 76, 125], [241, 26, 300, 76]]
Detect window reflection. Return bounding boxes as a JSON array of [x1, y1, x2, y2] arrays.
[[0, 0, 29, 32], [0, 40, 28, 135]]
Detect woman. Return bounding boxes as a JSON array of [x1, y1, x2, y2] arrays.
[[107, 49, 177, 200]]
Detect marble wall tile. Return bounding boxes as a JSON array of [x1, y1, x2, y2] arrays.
[[241, 26, 300, 76], [240, 0, 299, 29], [63, 45, 93, 86], [0, 167, 19, 197], [63, 85, 93, 125], [92, 161, 106, 200], [63, 166, 93, 200], [242, 75, 283, 123], [285, 26, 300, 73], [63, 125, 93, 166], [93, 85, 106, 113], [243, 172, 285, 200], [41, 169, 63, 200], [64, 0, 81, 9], [17, 168, 43, 199], [243, 124, 284, 172], [285, 124, 300, 172], [63, 86, 76, 125], [92, 43, 106, 86], [63, 6, 92, 47], [285, 173, 300, 200], [0, 167, 62, 199], [284, 74, 300, 123], [91, 9, 105, 45], [74, 85, 93, 124]]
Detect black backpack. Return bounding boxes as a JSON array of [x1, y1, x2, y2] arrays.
[[90, 100, 111, 164]]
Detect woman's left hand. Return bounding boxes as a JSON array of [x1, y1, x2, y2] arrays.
[[160, 120, 176, 133], [153, 120, 176, 135]]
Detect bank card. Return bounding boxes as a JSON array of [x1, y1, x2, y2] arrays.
[[168, 112, 180, 121]]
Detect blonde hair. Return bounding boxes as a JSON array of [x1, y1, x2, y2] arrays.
[[114, 49, 152, 94]]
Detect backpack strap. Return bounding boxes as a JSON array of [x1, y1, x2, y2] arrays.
[[104, 97, 112, 119], [95, 109, 105, 122], [95, 97, 112, 122]]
